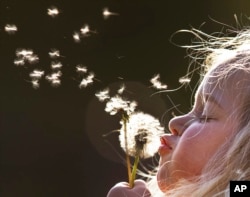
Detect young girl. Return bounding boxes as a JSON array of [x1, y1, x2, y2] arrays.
[[107, 25, 250, 196]]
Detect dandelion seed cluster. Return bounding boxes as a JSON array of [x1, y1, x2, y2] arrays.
[[29, 69, 45, 89], [4, 5, 119, 89], [11, 43, 98, 89], [96, 84, 137, 116], [73, 24, 97, 43], [5, 4, 171, 92], [105, 95, 137, 116], [15, 49, 39, 65], [119, 112, 164, 158]]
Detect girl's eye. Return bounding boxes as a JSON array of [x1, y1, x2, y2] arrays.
[[198, 116, 212, 123]]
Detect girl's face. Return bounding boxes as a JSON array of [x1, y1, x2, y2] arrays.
[[157, 71, 241, 192]]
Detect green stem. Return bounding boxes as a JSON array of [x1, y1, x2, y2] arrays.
[[122, 113, 132, 187], [130, 152, 140, 188]]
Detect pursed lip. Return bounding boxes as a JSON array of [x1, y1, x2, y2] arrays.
[[158, 135, 173, 155]]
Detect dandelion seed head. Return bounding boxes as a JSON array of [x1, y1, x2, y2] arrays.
[[5, 24, 18, 34], [134, 130, 148, 151], [95, 88, 110, 102], [47, 6, 60, 17], [119, 112, 164, 158], [150, 74, 167, 90]]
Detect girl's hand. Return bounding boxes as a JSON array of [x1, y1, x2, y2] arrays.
[[107, 179, 151, 197]]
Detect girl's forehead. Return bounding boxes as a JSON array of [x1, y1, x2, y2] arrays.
[[195, 65, 250, 108]]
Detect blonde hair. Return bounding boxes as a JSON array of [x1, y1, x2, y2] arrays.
[[148, 24, 250, 196]]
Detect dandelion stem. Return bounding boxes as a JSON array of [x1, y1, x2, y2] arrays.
[[130, 151, 140, 188], [122, 113, 132, 187]]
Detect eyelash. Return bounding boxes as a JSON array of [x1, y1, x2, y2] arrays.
[[191, 110, 211, 123], [198, 115, 212, 123]]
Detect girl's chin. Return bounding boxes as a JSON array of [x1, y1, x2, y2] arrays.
[[156, 162, 173, 192], [157, 177, 176, 193], [158, 153, 171, 167]]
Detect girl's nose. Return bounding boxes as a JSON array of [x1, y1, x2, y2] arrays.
[[168, 114, 189, 136]]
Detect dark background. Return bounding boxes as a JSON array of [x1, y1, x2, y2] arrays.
[[1, 0, 250, 196]]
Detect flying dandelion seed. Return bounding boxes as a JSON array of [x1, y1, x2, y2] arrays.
[[46, 78, 61, 87], [29, 69, 45, 79], [102, 7, 119, 19], [47, 6, 60, 17], [45, 78, 61, 88], [95, 88, 110, 102], [150, 74, 167, 90], [26, 54, 39, 64], [73, 32, 81, 43], [79, 72, 95, 88], [14, 58, 25, 66], [4, 24, 18, 34], [16, 49, 33, 57], [80, 24, 97, 37], [80, 25, 90, 34], [45, 71, 62, 81], [31, 79, 40, 89], [119, 112, 164, 158], [51, 79, 61, 87], [76, 65, 88, 74], [117, 84, 125, 94], [73, 24, 97, 42], [179, 77, 191, 84], [51, 61, 63, 70], [45, 71, 62, 87], [49, 49, 60, 59], [104, 95, 137, 116]]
